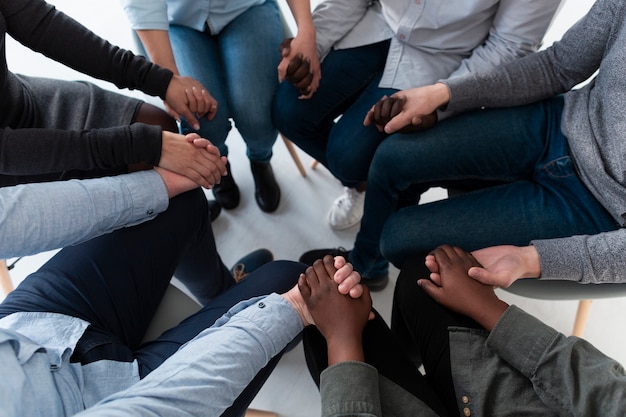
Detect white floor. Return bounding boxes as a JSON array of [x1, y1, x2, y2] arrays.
[[5, 1, 625, 416]]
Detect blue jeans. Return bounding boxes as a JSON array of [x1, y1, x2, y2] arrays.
[[351, 96, 619, 277], [272, 40, 396, 187], [169, 0, 282, 162], [0, 188, 304, 417]]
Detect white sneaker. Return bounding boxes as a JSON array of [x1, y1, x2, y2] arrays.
[[327, 187, 365, 230]]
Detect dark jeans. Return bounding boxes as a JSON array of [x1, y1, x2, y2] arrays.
[[0, 188, 305, 417], [351, 95, 619, 277], [272, 40, 396, 187]]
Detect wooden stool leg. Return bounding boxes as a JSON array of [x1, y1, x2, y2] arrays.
[[572, 299, 592, 337], [0, 260, 14, 296], [281, 135, 307, 177], [245, 409, 278, 417], [310, 160, 319, 170]]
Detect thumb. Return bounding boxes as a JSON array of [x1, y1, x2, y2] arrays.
[[417, 279, 440, 300], [468, 266, 489, 284]]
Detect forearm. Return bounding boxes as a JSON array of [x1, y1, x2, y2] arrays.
[[0, 124, 162, 176], [77, 294, 303, 417], [0, 170, 168, 258], [532, 230, 626, 283], [136, 30, 180, 74], [4, 0, 172, 98], [488, 306, 626, 416]]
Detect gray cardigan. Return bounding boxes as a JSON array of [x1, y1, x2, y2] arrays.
[[443, 0, 626, 284], [320, 306, 626, 416]]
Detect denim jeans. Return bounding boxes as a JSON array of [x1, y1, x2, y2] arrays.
[[350, 96, 619, 277], [272, 40, 396, 187], [0, 188, 304, 417], [169, 0, 282, 162]]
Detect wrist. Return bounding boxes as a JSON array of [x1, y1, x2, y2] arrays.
[[432, 82, 451, 109], [475, 299, 509, 331], [520, 246, 542, 278], [326, 336, 364, 366]]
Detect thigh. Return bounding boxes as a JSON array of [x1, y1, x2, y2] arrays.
[[20, 75, 140, 130], [326, 77, 397, 185], [0, 189, 226, 349], [272, 40, 391, 165], [392, 257, 478, 417], [169, 25, 232, 146], [381, 173, 619, 268], [219, 1, 282, 115]]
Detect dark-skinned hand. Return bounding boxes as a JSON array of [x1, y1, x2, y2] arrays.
[[366, 95, 438, 133], [279, 37, 314, 96], [419, 245, 509, 331], [298, 255, 373, 364]]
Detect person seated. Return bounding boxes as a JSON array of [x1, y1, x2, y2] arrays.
[[0, 184, 336, 417], [300, 0, 624, 292], [273, 0, 561, 233], [121, 0, 319, 213], [303, 245, 626, 416], [1, 0, 223, 216]]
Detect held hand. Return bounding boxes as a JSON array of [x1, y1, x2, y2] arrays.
[[278, 37, 321, 98], [153, 166, 198, 198], [469, 245, 542, 288], [364, 95, 438, 133], [159, 131, 227, 189], [298, 256, 372, 364], [364, 83, 450, 134], [164, 75, 218, 130], [419, 245, 508, 331]]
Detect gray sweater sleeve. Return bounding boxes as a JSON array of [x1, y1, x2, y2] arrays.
[[442, 0, 617, 115]]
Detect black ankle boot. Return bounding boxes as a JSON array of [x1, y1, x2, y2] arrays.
[[212, 162, 240, 209], [250, 161, 280, 212]]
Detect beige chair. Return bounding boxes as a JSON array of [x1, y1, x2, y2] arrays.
[[502, 279, 626, 337]]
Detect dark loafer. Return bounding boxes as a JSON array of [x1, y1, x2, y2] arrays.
[[213, 161, 240, 209], [250, 161, 281, 212]]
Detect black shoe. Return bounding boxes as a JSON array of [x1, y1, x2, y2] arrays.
[[299, 247, 389, 291], [230, 248, 274, 283], [250, 161, 280, 212], [213, 161, 240, 209], [299, 247, 350, 266], [208, 199, 221, 222]]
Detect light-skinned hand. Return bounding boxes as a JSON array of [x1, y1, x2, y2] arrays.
[[158, 132, 227, 189], [164, 75, 218, 130], [364, 83, 450, 134], [469, 245, 542, 288]]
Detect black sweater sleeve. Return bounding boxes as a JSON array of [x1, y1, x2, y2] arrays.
[[0, 123, 162, 176], [2, 0, 173, 98]]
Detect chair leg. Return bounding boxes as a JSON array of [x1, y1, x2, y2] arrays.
[[310, 160, 319, 169], [281, 135, 307, 177], [572, 299, 593, 337], [0, 260, 14, 296]]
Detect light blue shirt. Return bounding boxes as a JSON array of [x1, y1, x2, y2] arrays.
[[121, 0, 265, 35], [313, 0, 562, 90], [0, 170, 169, 259], [0, 293, 302, 416]]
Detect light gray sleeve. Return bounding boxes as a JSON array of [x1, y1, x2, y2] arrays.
[[488, 305, 626, 416], [312, 0, 372, 60], [443, 0, 616, 114], [0, 170, 169, 258], [75, 294, 303, 417], [531, 229, 626, 283], [446, 0, 562, 80]]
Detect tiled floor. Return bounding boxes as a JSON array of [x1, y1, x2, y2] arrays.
[[4, 1, 625, 416]]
